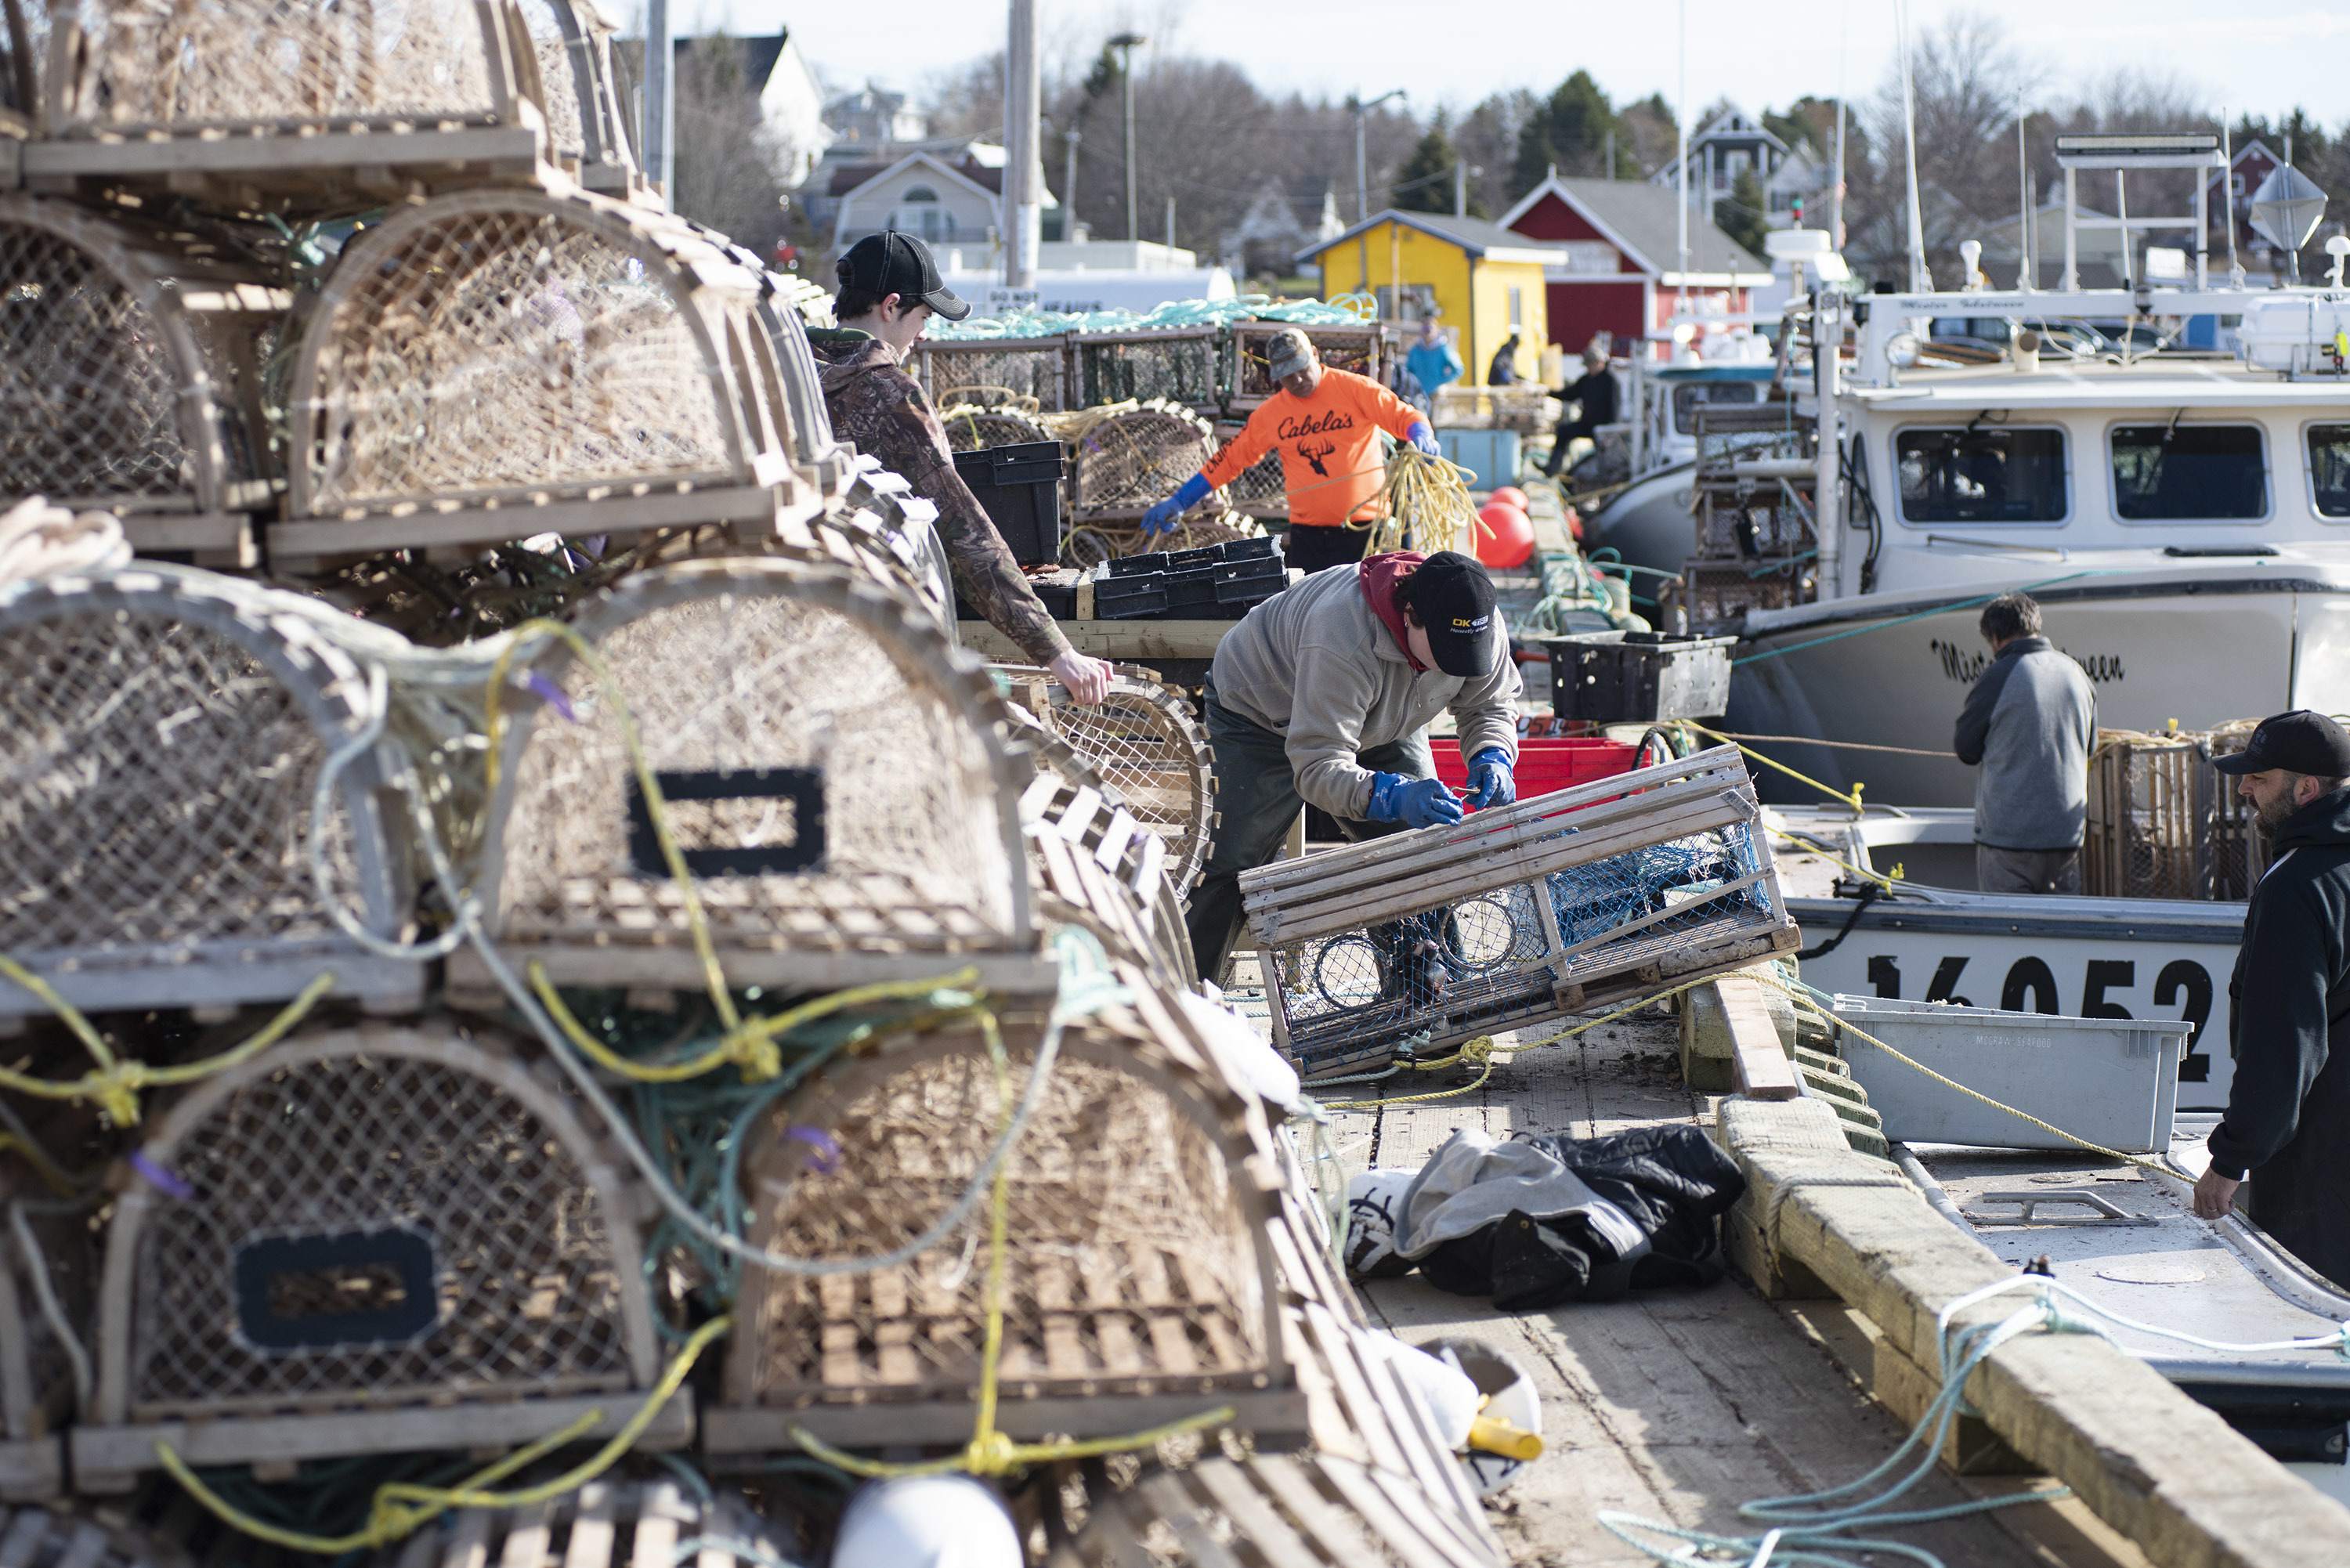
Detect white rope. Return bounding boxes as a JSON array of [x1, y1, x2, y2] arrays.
[[9, 1202, 91, 1413]]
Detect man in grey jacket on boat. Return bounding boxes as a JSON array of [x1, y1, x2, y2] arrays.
[[1951, 592, 2095, 894]]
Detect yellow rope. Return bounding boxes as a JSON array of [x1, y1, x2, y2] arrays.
[[0, 969, 334, 1128], [486, 618, 740, 1035], [158, 1313, 731, 1554], [1675, 721, 1867, 815], [1748, 970, 2164, 1172], [1350, 445, 1488, 557], [529, 963, 982, 1085]]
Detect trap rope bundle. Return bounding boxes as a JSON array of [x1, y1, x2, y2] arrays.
[[445, 557, 1057, 1006], [0, 568, 426, 1022], [1357, 444, 1484, 557], [20, 0, 582, 206], [1239, 746, 1802, 1081], [994, 664, 1216, 892], [703, 958, 1303, 1458], [70, 1019, 688, 1490], [0, 194, 287, 567], [1065, 400, 1215, 522], [273, 185, 818, 575]]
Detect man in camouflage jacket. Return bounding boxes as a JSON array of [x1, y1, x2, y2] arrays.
[[809, 234, 1109, 701]]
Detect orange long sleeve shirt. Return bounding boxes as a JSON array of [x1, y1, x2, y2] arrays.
[[1199, 368, 1424, 529]]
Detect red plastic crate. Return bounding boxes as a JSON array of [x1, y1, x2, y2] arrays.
[[1433, 736, 1639, 802]]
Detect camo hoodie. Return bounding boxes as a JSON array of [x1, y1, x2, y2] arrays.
[[807, 329, 1068, 663]]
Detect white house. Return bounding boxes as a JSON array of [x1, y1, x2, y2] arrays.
[[826, 145, 1061, 261], [1220, 177, 1344, 279], [748, 34, 829, 187]]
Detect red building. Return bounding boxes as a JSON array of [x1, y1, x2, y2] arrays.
[[1501, 175, 1770, 360]]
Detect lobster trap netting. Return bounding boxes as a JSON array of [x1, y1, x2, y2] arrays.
[[45, 0, 503, 133], [512, 0, 589, 161], [1075, 332, 1219, 410], [0, 571, 399, 979], [0, 197, 268, 513], [1229, 323, 1377, 406], [486, 561, 1030, 962], [1218, 441, 1288, 517], [997, 666, 1213, 891], [96, 1026, 655, 1422], [295, 193, 744, 515], [1066, 403, 1214, 517], [940, 405, 1052, 453], [913, 340, 1068, 414], [725, 1013, 1271, 1411]]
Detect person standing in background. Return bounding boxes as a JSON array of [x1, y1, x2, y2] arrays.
[[1950, 592, 2095, 893], [1405, 319, 1464, 410], [1486, 333, 1522, 386]]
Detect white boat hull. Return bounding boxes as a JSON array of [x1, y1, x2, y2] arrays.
[[1585, 463, 1695, 583]]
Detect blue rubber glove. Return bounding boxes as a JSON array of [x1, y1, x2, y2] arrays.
[[1141, 473, 1212, 537], [1462, 746, 1516, 810], [1405, 420, 1442, 457], [1365, 772, 1465, 829]]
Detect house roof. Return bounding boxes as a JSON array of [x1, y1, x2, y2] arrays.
[[1499, 175, 1771, 283], [1300, 209, 1564, 266]]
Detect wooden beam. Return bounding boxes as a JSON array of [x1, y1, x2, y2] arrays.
[[1716, 974, 1800, 1100]]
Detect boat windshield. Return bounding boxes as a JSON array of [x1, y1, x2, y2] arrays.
[[2111, 425, 2268, 521], [1672, 381, 1762, 435], [2309, 425, 2350, 518], [1896, 428, 2067, 523]]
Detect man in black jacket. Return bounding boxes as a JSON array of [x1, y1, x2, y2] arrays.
[[2193, 710, 2350, 1289], [1542, 344, 1621, 479]]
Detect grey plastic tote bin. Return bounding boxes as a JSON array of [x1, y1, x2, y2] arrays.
[[1826, 995, 2188, 1153]]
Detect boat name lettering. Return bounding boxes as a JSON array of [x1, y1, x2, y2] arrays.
[[1929, 638, 2124, 685]]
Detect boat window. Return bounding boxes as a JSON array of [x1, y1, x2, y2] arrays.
[[2308, 425, 2350, 518], [1672, 381, 1762, 434], [2110, 425, 2267, 521], [1895, 428, 2067, 524]]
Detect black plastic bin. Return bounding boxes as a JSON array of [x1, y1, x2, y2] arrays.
[[953, 441, 1065, 566], [1542, 630, 1737, 723], [1094, 573, 1170, 620]]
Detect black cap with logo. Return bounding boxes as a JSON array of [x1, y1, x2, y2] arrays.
[[2211, 710, 2350, 775], [836, 232, 971, 321], [1398, 551, 1499, 678]]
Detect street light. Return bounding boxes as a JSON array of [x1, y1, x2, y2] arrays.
[[1347, 88, 1405, 299], [1109, 32, 1145, 244]]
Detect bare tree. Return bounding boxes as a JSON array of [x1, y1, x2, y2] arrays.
[[663, 34, 797, 259]]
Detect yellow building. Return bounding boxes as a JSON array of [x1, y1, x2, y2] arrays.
[[1300, 211, 1560, 388]]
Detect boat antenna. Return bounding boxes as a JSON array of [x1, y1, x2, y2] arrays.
[[2016, 90, 2031, 291], [1897, 0, 1929, 291], [2222, 111, 2243, 287], [1832, 0, 1849, 247], [1676, 0, 1690, 322]]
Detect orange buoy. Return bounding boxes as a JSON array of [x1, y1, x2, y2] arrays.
[[1474, 501, 1534, 569]]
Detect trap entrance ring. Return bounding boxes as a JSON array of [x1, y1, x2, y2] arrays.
[[73, 1021, 684, 1489], [704, 998, 1301, 1455], [446, 558, 1051, 1004], [994, 664, 1215, 893], [0, 194, 282, 565], [273, 186, 813, 573], [0, 567, 421, 1021]]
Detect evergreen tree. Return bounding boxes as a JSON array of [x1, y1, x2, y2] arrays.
[[1716, 164, 1771, 258], [1396, 112, 1473, 215], [1510, 70, 1618, 197]]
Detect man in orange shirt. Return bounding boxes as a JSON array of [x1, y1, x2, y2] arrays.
[[1141, 328, 1442, 575]]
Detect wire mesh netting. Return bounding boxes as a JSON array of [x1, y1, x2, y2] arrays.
[[1265, 822, 1779, 1071], [728, 1020, 1268, 1407], [1218, 440, 1287, 517], [299, 197, 739, 514], [1230, 325, 1376, 406], [512, 0, 588, 161], [2084, 728, 2272, 900], [913, 341, 1068, 414], [998, 667, 1213, 892], [1068, 405, 1213, 516], [1075, 333, 1219, 410], [0, 206, 215, 507], [489, 563, 1027, 957], [939, 406, 1051, 453], [104, 1029, 648, 1420], [47, 0, 503, 132], [0, 576, 388, 969]]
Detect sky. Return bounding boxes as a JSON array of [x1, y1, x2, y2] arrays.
[[714, 0, 2350, 132]]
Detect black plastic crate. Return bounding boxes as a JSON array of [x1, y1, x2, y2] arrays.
[[1095, 573, 1170, 620], [1218, 536, 1280, 563], [1543, 630, 1737, 723], [1030, 576, 1080, 620], [1166, 544, 1223, 570], [1103, 551, 1165, 579], [1165, 565, 1219, 612], [1213, 557, 1286, 605], [953, 441, 1065, 566]]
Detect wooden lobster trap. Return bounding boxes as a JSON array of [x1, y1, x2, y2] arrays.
[[2084, 728, 2272, 901], [1074, 327, 1220, 414], [71, 1020, 686, 1490], [1226, 320, 1380, 414], [702, 969, 1303, 1456], [0, 568, 422, 1022], [996, 664, 1214, 891], [1240, 747, 1799, 1079], [910, 336, 1072, 414], [270, 186, 818, 574], [772, 472, 953, 629], [13, 0, 588, 209], [0, 1177, 89, 1501], [445, 558, 1056, 1003], [1066, 402, 1215, 525], [0, 194, 287, 566]]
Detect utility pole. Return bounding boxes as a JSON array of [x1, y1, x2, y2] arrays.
[[1064, 128, 1080, 241], [1004, 0, 1042, 291], [1165, 195, 1176, 251], [1110, 33, 1145, 244], [1348, 88, 1405, 294], [642, 0, 674, 201]]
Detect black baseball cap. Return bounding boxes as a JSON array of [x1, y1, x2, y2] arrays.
[[2212, 710, 2350, 775], [837, 232, 971, 321], [1399, 551, 1499, 678]]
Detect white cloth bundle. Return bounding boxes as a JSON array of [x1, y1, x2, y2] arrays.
[[0, 497, 131, 586]]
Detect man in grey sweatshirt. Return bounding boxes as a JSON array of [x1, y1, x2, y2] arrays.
[[1951, 592, 2096, 894]]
